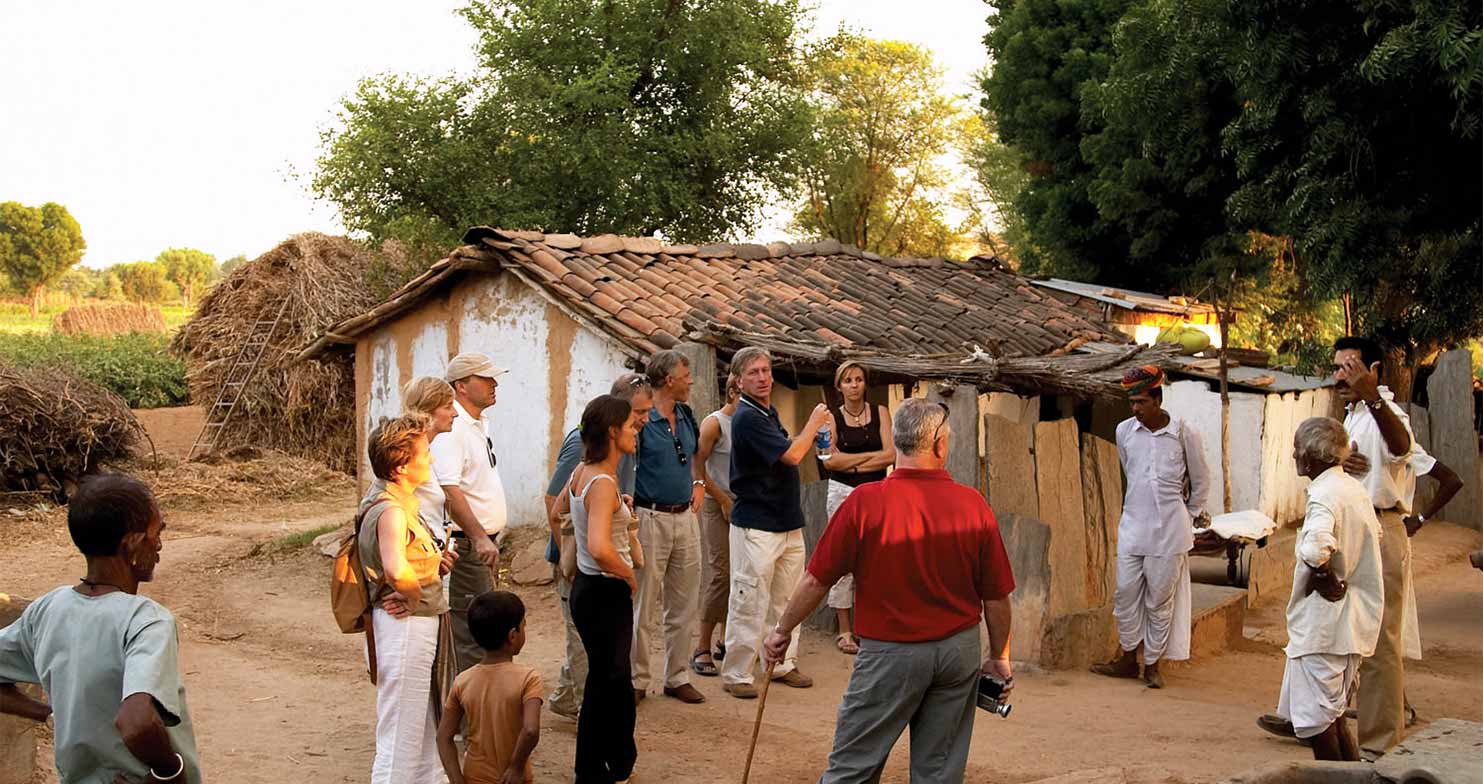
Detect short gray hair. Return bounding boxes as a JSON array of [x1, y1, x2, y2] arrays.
[[645, 350, 689, 388], [730, 346, 772, 376], [610, 372, 652, 402], [1294, 417, 1349, 468], [893, 398, 948, 455]]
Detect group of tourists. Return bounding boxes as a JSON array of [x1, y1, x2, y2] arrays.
[[0, 334, 1469, 783]]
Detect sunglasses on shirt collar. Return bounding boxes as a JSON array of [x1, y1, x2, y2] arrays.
[[485, 436, 498, 469]]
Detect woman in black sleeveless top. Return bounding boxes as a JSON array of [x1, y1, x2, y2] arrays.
[[819, 361, 896, 654]]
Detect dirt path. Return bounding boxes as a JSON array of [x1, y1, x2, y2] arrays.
[[3, 414, 1480, 782]]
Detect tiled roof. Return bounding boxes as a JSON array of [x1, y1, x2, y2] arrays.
[[484, 228, 1124, 357], [300, 228, 1150, 394]]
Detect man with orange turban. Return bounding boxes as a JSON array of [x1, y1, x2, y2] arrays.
[[1092, 365, 1210, 688]]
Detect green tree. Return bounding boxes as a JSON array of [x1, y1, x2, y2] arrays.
[[115, 261, 172, 304], [219, 254, 248, 278], [1219, 0, 1483, 372], [958, 109, 1033, 266], [155, 247, 216, 308], [790, 35, 964, 258], [0, 201, 87, 317], [314, 0, 815, 253], [981, 0, 1137, 285]]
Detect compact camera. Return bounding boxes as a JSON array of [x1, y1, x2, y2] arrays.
[[976, 675, 1012, 718]]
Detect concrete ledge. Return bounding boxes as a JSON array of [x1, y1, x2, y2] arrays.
[[1190, 583, 1247, 660], [1221, 761, 1376, 784]]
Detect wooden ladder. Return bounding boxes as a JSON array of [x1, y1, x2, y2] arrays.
[[187, 298, 289, 460]]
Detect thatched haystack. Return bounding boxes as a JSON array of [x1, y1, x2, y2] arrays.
[[0, 361, 142, 498], [52, 302, 167, 337], [170, 233, 406, 471]]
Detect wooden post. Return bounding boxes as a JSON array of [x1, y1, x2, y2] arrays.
[[677, 342, 721, 421], [925, 382, 981, 488], [1216, 290, 1233, 513]]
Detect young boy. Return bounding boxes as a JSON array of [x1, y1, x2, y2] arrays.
[[437, 591, 543, 784]]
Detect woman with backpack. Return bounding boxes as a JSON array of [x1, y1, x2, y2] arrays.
[[359, 413, 457, 784]]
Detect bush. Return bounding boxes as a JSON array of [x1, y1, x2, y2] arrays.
[[0, 332, 188, 408]]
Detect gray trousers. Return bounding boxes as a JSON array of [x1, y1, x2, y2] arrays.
[[820, 626, 981, 784], [550, 565, 588, 715], [449, 537, 495, 674]]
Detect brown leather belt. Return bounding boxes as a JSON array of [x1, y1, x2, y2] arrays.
[[634, 498, 689, 514]]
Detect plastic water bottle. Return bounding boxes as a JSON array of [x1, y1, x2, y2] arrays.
[[815, 423, 832, 460]]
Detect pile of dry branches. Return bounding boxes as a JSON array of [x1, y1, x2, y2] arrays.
[[142, 449, 355, 510], [170, 233, 406, 471], [0, 362, 143, 498], [52, 302, 166, 336]]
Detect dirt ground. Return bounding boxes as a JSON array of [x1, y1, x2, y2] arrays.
[[3, 407, 1481, 783]]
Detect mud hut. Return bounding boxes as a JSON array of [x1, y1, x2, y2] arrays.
[[171, 233, 408, 471]]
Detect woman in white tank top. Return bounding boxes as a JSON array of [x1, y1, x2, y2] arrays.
[[548, 394, 644, 783]]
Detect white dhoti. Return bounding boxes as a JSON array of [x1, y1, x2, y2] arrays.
[[1278, 653, 1361, 739], [1113, 553, 1191, 664]]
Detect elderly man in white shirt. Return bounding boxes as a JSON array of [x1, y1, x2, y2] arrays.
[[1093, 365, 1209, 689], [1275, 417, 1384, 761], [434, 352, 510, 674]]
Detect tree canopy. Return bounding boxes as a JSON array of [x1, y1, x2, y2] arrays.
[[0, 201, 87, 317], [314, 0, 815, 252], [791, 34, 963, 258], [115, 261, 173, 304], [156, 247, 216, 308]]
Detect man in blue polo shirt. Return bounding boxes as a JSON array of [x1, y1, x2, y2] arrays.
[[631, 350, 708, 705], [721, 346, 833, 699]]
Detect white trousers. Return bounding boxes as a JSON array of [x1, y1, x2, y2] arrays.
[[370, 609, 444, 784], [825, 480, 856, 610], [722, 527, 805, 685], [1278, 653, 1361, 739], [631, 507, 702, 691], [1113, 553, 1191, 664]]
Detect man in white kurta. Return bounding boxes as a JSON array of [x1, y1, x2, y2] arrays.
[[1330, 337, 1418, 755], [1277, 418, 1383, 761], [1093, 365, 1209, 689]]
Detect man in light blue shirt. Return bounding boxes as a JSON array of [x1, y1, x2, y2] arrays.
[[0, 474, 200, 783]]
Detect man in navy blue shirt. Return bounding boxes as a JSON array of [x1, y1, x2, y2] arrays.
[[721, 346, 832, 699], [631, 350, 708, 705], [543, 373, 650, 720]]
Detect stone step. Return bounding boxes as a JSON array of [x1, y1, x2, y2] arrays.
[[1190, 583, 1247, 660]]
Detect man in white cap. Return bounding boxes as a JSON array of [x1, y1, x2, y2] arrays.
[[436, 351, 510, 674]]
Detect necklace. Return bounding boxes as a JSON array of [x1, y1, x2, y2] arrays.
[[842, 402, 867, 423], [78, 577, 128, 594]]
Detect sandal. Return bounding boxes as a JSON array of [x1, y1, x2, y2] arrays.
[[691, 649, 718, 677], [713, 642, 725, 661], [835, 632, 860, 655]]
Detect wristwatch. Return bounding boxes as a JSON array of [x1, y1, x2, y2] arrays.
[[1365, 398, 1385, 411]]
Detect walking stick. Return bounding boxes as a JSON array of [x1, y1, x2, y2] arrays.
[[742, 661, 778, 784]]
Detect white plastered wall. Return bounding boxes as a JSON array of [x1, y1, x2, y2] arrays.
[[1161, 380, 1265, 515], [359, 273, 632, 528]]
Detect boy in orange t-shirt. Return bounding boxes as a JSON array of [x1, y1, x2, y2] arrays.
[[437, 591, 543, 784]]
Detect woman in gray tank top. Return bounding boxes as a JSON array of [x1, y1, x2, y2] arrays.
[[692, 374, 741, 676], [549, 394, 643, 783]]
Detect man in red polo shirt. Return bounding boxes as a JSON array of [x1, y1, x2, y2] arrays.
[[763, 398, 1015, 783]]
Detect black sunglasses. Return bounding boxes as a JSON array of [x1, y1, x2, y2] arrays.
[[672, 434, 688, 466], [485, 436, 498, 469]]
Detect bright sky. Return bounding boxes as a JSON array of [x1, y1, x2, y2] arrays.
[[1, 1, 991, 268]]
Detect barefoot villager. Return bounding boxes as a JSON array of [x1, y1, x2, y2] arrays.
[[0, 474, 202, 784], [543, 374, 651, 721], [692, 374, 741, 678], [1093, 365, 1210, 689], [1275, 418, 1384, 761], [818, 361, 896, 655], [763, 399, 1014, 783], [630, 350, 707, 705], [721, 346, 833, 699], [361, 414, 459, 784], [551, 394, 646, 784], [436, 591, 543, 784], [438, 352, 512, 676]]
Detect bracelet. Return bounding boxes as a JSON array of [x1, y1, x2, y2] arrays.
[[150, 753, 185, 781], [692, 480, 705, 487]]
